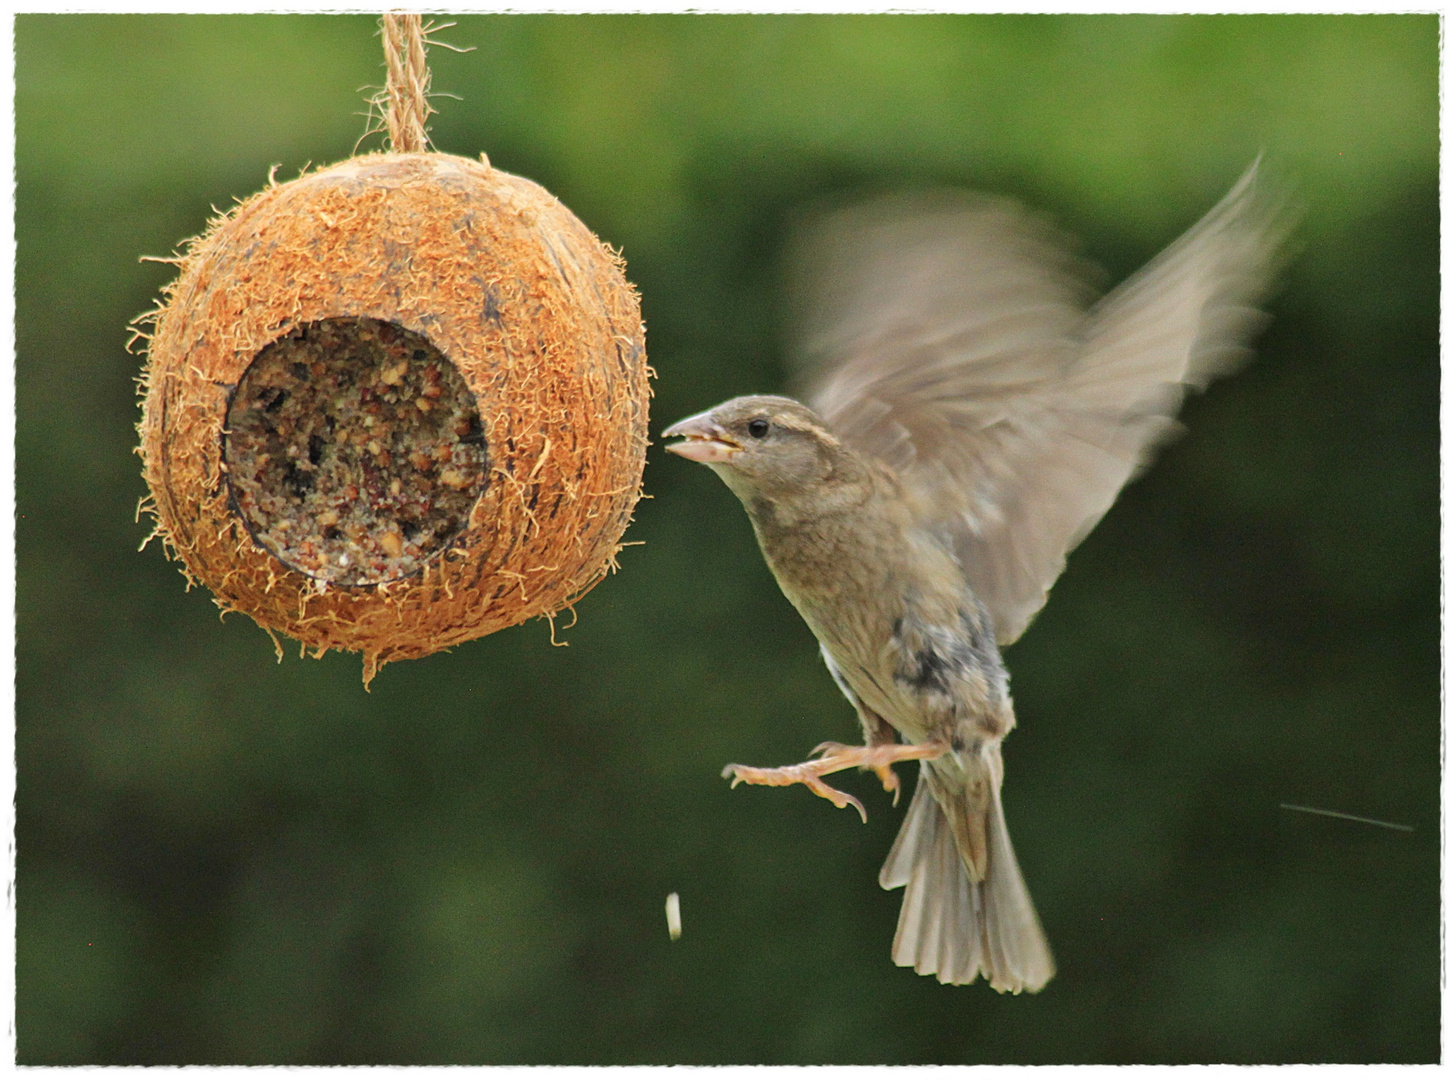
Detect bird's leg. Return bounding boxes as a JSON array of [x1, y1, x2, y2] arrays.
[[722, 740, 948, 823], [859, 710, 907, 805]]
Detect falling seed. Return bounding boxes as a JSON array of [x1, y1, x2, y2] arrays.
[[665, 892, 682, 941]]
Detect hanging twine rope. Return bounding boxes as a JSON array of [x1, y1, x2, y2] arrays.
[[382, 12, 431, 153]]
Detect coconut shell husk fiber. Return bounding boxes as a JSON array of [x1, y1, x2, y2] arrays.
[[137, 152, 650, 685]]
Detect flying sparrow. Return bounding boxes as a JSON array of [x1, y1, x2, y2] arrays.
[[664, 163, 1290, 993]]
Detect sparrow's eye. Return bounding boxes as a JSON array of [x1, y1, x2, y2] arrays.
[[747, 418, 770, 439]]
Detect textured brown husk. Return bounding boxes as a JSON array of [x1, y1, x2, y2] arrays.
[[137, 152, 650, 685]]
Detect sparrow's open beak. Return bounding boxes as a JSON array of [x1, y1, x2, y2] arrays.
[[663, 411, 742, 464]]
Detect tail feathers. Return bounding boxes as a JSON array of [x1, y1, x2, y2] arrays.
[[880, 764, 1054, 993]]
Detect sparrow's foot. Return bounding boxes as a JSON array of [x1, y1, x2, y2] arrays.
[[811, 742, 896, 805], [722, 741, 948, 822], [812, 740, 951, 808], [723, 760, 870, 821]]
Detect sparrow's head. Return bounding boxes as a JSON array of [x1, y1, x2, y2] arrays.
[[663, 395, 855, 503]]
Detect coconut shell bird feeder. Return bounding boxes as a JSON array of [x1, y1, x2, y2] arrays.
[[135, 15, 650, 685]]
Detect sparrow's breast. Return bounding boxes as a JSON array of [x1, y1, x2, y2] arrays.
[[753, 498, 1011, 745]]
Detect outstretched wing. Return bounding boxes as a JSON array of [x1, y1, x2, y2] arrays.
[[787, 163, 1292, 644]]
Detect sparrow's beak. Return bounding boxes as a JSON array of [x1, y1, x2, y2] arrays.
[[663, 411, 742, 464]]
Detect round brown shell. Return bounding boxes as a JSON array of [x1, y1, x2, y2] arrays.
[[137, 152, 650, 685]]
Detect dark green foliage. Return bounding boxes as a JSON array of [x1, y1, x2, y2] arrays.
[[15, 13, 1437, 1064]]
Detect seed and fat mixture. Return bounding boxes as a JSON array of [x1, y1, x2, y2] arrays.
[[224, 317, 489, 585]]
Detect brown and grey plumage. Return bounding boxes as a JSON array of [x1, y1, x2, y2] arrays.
[[664, 162, 1293, 992]]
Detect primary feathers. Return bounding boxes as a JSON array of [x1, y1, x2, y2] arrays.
[[788, 163, 1289, 645]]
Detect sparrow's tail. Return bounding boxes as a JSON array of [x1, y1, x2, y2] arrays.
[[878, 760, 1054, 992]]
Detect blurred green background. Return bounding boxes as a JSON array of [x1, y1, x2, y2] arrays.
[[15, 13, 1438, 1065]]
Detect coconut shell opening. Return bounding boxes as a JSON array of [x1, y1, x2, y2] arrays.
[[224, 316, 488, 586]]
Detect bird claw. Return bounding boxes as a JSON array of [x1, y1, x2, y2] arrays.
[[723, 740, 948, 822], [880, 765, 903, 807], [723, 760, 867, 822], [813, 742, 908, 805]]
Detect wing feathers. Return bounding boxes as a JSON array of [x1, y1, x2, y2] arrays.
[[790, 162, 1294, 643]]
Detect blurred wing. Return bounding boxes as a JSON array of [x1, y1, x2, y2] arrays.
[[789, 163, 1293, 644]]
